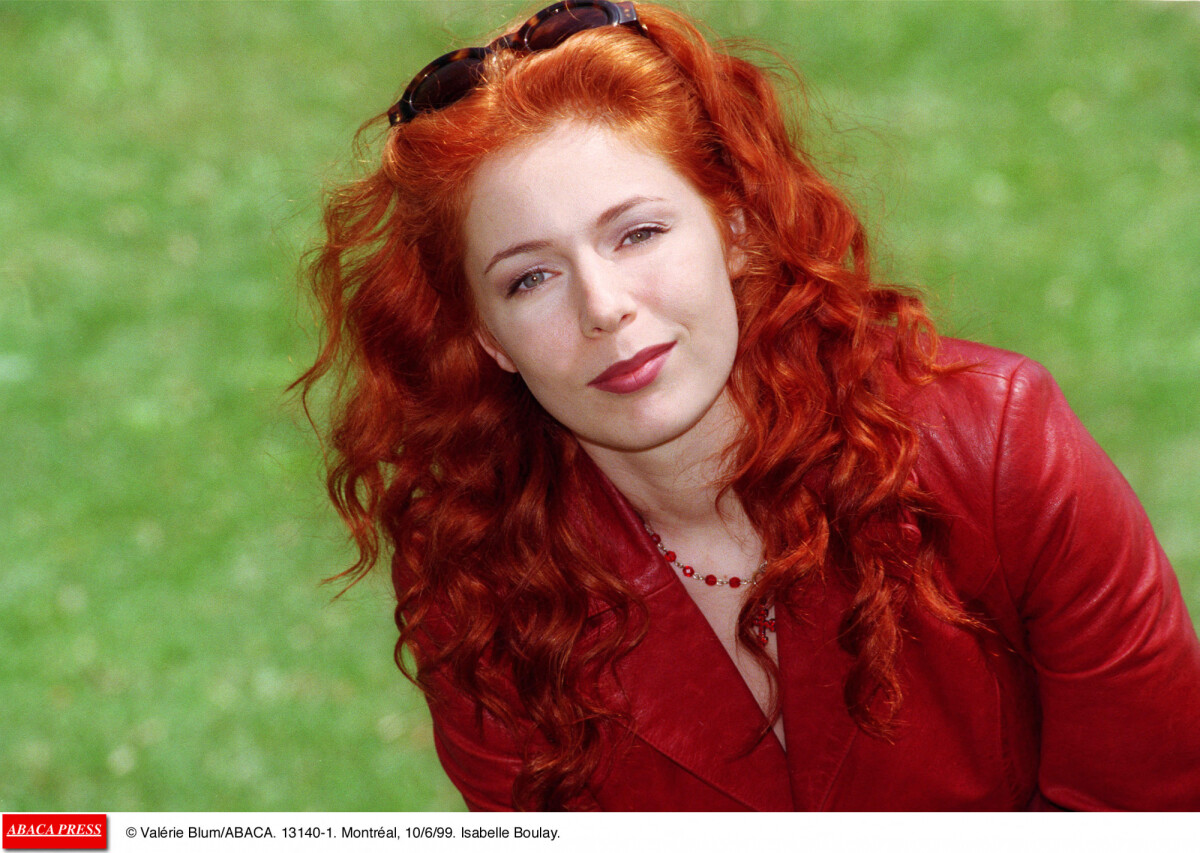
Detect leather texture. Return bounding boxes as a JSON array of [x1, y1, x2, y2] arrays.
[[424, 339, 1200, 810]]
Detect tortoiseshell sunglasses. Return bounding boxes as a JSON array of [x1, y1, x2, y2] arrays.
[[387, 0, 647, 126]]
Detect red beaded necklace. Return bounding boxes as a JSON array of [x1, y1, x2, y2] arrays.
[[642, 520, 777, 646]]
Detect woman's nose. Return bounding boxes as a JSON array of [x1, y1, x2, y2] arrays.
[[576, 260, 637, 337]]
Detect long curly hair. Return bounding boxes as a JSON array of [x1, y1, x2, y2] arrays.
[[297, 3, 972, 809]]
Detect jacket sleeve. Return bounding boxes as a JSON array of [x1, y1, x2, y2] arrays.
[[991, 358, 1200, 810], [424, 671, 523, 811], [422, 666, 602, 811]]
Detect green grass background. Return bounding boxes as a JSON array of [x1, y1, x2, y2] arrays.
[[2, 0, 1197, 811]]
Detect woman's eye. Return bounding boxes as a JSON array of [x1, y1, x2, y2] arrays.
[[509, 269, 548, 294], [623, 226, 661, 246]]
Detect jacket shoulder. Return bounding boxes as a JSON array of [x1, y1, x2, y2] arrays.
[[896, 337, 1051, 428], [891, 338, 1058, 601]]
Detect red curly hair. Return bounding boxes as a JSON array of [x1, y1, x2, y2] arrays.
[[298, 3, 972, 809]]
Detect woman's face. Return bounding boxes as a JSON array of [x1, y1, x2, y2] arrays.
[[462, 121, 741, 457]]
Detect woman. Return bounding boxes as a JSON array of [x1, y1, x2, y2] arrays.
[[299, 1, 1200, 810]]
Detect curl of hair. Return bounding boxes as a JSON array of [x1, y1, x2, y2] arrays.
[[296, 4, 974, 809]]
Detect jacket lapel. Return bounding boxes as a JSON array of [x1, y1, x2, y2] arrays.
[[577, 461, 793, 811]]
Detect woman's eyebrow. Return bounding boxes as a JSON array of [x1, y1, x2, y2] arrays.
[[482, 196, 667, 276], [483, 238, 553, 276], [593, 195, 665, 230]]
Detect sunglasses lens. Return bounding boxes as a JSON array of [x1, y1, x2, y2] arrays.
[[410, 56, 487, 115], [394, 3, 639, 123], [524, 6, 614, 51]]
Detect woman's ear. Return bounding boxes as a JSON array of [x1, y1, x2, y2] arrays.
[[725, 209, 748, 278], [474, 326, 519, 374]]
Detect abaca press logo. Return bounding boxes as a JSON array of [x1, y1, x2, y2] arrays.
[[2, 815, 107, 850]]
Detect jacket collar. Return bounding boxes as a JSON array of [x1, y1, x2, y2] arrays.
[[572, 456, 796, 810]]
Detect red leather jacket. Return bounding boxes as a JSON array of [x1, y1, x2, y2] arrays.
[[424, 340, 1200, 810]]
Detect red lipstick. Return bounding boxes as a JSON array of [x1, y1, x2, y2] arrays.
[[588, 342, 675, 394]]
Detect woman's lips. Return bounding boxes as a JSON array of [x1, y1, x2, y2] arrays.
[[588, 342, 676, 394]]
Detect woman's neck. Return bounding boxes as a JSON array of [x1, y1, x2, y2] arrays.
[[578, 388, 747, 536]]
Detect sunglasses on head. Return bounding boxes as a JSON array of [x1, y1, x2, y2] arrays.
[[388, 0, 647, 126]]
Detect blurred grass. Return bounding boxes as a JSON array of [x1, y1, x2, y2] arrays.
[[1, 1, 1196, 811]]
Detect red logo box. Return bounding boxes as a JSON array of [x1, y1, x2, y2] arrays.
[[2, 815, 106, 850]]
